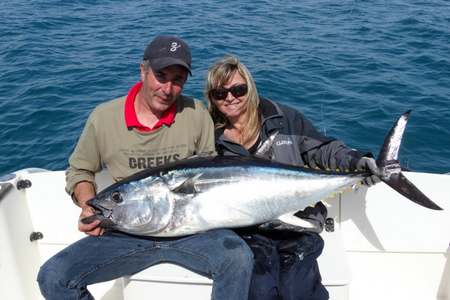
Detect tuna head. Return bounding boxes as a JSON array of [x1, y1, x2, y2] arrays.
[[87, 177, 175, 235]]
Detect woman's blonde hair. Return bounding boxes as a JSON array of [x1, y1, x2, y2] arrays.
[[205, 55, 261, 147]]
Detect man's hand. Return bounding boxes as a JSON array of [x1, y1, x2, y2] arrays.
[[356, 157, 382, 187], [78, 205, 104, 236], [74, 181, 104, 236]]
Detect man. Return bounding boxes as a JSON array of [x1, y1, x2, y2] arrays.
[[37, 35, 253, 300]]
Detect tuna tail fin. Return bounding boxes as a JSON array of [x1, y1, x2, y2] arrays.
[[376, 111, 443, 210]]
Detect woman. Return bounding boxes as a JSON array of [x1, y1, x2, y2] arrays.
[[205, 55, 379, 300]]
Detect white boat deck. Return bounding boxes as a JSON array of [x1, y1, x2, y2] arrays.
[[0, 169, 449, 299]]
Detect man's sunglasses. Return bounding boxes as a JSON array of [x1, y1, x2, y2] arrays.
[[209, 84, 248, 100]]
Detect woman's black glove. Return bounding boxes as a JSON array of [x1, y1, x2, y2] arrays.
[[356, 157, 382, 186]]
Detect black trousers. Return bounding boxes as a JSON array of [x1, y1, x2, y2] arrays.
[[239, 231, 329, 300]]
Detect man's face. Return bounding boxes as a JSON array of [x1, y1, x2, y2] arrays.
[[140, 64, 188, 117]]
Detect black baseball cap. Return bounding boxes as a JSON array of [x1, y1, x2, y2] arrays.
[[143, 35, 192, 75]]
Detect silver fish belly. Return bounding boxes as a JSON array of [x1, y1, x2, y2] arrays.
[[161, 166, 359, 236]]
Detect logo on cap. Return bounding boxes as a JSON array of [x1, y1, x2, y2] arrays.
[[170, 42, 181, 52]]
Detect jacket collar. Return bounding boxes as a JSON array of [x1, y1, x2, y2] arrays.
[[258, 97, 284, 138]]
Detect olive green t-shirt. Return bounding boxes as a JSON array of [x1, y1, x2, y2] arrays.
[[65, 95, 215, 195]]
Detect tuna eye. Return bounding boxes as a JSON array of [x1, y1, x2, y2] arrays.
[[111, 191, 123, 203]]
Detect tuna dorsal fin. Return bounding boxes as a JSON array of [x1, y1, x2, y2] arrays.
[[171, 174, 202, 194]]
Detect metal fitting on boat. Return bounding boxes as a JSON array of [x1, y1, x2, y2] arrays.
[[325, 218, 335, 232], [30, 232, 43, 242], [16, 179, 32, 190]]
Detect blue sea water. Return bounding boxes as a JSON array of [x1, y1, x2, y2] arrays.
[[0, 0, 449, 175]]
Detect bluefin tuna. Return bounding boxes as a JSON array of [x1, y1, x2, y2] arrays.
[[83, 111, 442, 237]]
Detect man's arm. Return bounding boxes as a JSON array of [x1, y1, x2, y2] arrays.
[[65, 113, 102, 196], [66, 111, 104, 235]]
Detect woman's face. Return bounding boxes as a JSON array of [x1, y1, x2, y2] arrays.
[[211, 72, 248, 122]]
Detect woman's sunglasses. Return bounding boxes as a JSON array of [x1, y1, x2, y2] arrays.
[[209, 84, 248, 100]]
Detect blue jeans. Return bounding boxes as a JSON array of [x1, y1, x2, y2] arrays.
[[37, 229, 253, 300]]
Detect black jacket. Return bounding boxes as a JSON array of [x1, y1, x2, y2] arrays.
[[215, 98, 364, 232]]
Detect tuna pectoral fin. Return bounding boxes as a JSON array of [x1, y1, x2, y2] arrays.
[[171, 173, 203, 194], [383, 173, 443, 210]]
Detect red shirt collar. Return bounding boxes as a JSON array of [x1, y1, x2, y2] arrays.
[[124, 82, 177, 132]]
